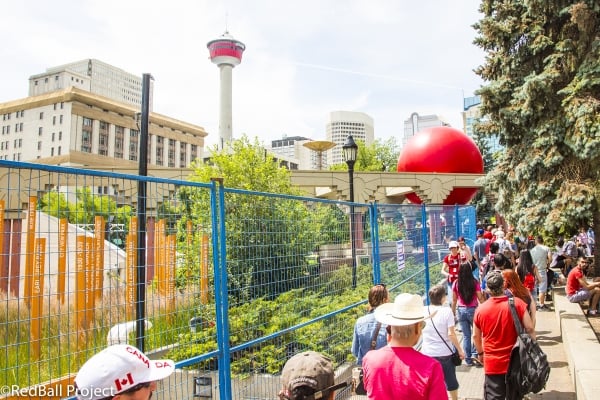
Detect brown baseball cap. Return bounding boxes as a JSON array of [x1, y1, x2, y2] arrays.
[[281, 351, 345, 398]]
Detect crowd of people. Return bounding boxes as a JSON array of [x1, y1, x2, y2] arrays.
[[349, 223, 599, 399]]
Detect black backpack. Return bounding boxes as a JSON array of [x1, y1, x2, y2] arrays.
[[505, 298, 551, 397]]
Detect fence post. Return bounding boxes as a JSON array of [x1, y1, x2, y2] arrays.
[[135, 73, 152, 350], [421, 204, 430, 304], [370, 203, 380, 285], [210, 178, 233, 400], [454, 204, 460, 240]]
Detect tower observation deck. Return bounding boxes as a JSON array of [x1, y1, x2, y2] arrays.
[[207, 31, 246, 149]]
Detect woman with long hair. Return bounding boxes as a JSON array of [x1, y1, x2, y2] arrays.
[[516, 249, 541, 296], [451, 261, 485, 366], [502, 269, 537, 328]]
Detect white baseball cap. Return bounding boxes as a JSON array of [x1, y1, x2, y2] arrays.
[[448, 241, 459, 249], [74, 344, 175, 400]]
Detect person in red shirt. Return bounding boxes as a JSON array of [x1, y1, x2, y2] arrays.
[[566, 257, 600, 316], [474, 271, 535, 400], [442, 241, 461, 305]]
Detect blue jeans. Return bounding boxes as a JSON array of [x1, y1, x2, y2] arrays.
[[457, 306, 477, 359]]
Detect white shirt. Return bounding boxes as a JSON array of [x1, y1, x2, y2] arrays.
[[421, 305, 455, 357]]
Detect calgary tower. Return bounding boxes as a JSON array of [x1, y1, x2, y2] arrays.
[[207, 31, 246, 150]]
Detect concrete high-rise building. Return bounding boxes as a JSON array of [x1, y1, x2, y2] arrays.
[[28, 59, 148, 108], [207, 31, 246, 150], [325, 111, 374, 166], [269, 135, 322, 170], [402, 112, 449, 148], [0, 61, 207, 174]]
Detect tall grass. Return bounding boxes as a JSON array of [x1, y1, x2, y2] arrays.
[[0, 285, 202, 388]]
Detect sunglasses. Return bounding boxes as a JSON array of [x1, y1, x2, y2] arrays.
[[375, 283, 387, 288]]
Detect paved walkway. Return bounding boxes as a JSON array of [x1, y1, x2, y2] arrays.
[[348, 296, 576, 399]]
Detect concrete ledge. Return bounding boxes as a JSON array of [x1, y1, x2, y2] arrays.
[[553, 287, 600, 400]]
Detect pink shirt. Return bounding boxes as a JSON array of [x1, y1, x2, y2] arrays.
[[362, 346, 447, 400], [452, 279, 481, 307]]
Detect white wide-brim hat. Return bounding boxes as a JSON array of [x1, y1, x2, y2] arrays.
[[374, 293, 435, 326]]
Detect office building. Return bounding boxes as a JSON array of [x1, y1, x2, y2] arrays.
[[270, 135, 327, 170], [462, 95, 501, 153], [325, 111, 374, 166], [29, 59, 148, 109], [402, 112, 449, 148], [0, 61, 207, 171]]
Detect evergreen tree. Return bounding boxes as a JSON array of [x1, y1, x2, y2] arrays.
[[471, 125, 497, 221], [474, 1, 600, 271]]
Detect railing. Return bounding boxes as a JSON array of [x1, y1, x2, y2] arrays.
[[0, 160, 475, 400]]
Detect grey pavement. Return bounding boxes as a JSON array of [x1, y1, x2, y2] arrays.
[[347, 295, 576, 400]]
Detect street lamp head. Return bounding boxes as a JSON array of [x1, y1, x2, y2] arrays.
[[342, 135, 358, 166]]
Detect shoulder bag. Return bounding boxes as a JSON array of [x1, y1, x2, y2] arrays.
[[352, 321, 382, 395], [428, 306, 462, 366], [506, 297, 550, 397]]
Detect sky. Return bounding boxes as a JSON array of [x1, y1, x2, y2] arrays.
[[1, 0, 485, 149]]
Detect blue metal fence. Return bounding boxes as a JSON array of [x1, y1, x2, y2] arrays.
[[0, 160, 475, 400]]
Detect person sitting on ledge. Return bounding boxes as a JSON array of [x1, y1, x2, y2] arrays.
[[566, 257, 600, 316]]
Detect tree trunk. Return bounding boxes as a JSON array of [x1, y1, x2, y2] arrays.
[[594, 210, 600, 277]]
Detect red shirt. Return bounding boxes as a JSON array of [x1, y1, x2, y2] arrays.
[[566, 266, 583, 296], [443, 253, 461, 284], [474, 296, 528, 375]]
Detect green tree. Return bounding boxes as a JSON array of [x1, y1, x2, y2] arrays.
[[39, 188, 133, 243], [471, 125, 497, 221], [179, 135, 330, 301], [474, 1, 600, 271], [330, 137, 400, 172]]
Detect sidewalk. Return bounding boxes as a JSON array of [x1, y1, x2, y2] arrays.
[[348, 296, 576, 399]]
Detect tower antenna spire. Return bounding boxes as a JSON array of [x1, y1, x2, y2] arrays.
[[225, 12, 228, 33]]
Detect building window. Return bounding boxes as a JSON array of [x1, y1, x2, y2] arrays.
[[38, 141, 42, 150], [58, 131, 62, 140], [114, 126, 124, 159], [58, 146, 61, 155], [168, 139, 175, 167], [83, 117, 93, 127], [52, 132, 55, 141], [39, 112, 44, 120], [51, 147, 54, 156], [53, 116, 56, 125], [59, 115, 63, 124], [39, 127, 43, 136], [129, 129, 139, 161]]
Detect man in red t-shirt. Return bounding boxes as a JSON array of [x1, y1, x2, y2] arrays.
[[566, 257, 600, 316], [474, 271, 535, 400], [442, 241, 461, 305]]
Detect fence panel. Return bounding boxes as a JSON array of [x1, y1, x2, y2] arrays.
[[0, 160, 476, 400]]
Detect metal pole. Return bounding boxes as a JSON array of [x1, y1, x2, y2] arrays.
[[349, 164, 357, 288], [135, 73, 152, 350]]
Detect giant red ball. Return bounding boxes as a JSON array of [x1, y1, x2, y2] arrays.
[[397, 126, 483, 205]]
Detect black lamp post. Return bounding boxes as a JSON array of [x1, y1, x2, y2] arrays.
[[342, 135, 358, 288]]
